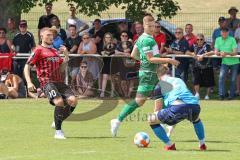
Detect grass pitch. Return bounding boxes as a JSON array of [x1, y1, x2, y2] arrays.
[[0, 99, 240, 160]]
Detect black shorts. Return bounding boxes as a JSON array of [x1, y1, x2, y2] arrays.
[[193, 67, 215, 87], [43, 82, 74, 105]]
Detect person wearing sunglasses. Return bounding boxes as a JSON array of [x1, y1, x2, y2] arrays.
[[115, 31, 136, 98], [187, 34, 215, 100], [75, 61, 94, 97], [165, 27, 190, 82], [77, 32, 99, 82]]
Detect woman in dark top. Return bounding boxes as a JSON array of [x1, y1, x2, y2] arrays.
[[100, 32, 116, 98], [188, 33, 215, 100], [0, 28, 12, 53], [115, 31, 137, 97]]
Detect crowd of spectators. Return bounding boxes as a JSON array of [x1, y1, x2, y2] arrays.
[[0, 3, 240, 101]]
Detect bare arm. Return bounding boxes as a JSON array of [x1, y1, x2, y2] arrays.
[[146, 52, 180, 66], [154, 98, 163, 112], [24, 64, 36, 92], [12, 76, 19, 91], [130, 45, 140, 60]]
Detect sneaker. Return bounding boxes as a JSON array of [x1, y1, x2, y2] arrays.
[[164, 143, 176, 151], [110, 119, 121, 137], [204, 95, 210, 100], [51, 121, 55, 129], [54, 130, 66, 139], [199, 144, 207, 151], [195, 93, 200, 99], [100, 92, 105, 98]]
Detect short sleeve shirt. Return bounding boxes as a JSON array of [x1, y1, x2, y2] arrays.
[[214, 36, 239, 65]]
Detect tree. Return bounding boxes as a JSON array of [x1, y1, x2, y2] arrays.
[[0, 0, 180, 28]]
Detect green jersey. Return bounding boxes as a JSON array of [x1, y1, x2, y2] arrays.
[[136, 33, 160, 97], [136, 33, 160, 72]]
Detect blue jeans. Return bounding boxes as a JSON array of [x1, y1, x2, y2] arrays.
[[219, 64, 239, 98]]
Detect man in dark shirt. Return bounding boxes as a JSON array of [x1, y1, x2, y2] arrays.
[[37, 2, 57, 43], [13, 20, 35, 79], [165, 27, 190, 82], [89, 19, 104, 54]]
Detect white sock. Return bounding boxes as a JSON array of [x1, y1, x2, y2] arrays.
[[199, 139, 205, 145]]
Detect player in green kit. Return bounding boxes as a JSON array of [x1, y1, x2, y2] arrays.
[[111, 14, 180, 137]]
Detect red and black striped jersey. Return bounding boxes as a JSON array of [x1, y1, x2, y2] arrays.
[[27, 45, 64, 88]]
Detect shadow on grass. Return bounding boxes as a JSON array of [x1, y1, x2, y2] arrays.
[[176, 149, 231, 152], [66, 136, 126, 139], [175, 140, 237, 144]]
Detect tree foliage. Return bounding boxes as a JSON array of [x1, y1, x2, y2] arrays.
[[17, 0, 180, 21]]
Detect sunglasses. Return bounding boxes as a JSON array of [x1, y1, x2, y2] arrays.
[[121, 35, 128, 37], [175, 32, 183, 34], [80, 66, 87, 68], [197, 38, 204, 41], [155, 26, 161, 28]]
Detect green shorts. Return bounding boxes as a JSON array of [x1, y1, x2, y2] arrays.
[[137, 71, 159, 97]]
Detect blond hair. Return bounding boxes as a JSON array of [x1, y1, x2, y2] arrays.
[[156, 64, 169, 77]]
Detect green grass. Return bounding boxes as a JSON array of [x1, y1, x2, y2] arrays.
[[0, 99, 240, 160]]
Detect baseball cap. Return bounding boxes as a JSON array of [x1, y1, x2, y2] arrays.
[[19, 20, 27, 26], [228, 7, 238, 13], [218, 17, 226, 22]]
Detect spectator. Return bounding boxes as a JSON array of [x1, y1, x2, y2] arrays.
[[234, 24, 240, 95], [77, 32, 99, 81], [75, 61, 94, 97], [1, 70, 26, 98], [89, 19, 104, 54], [37, 2, 57, 43], [188, 34, 215, 100], [66, 5, 89, 35], [215, 28, 239, 100], [184, 24, 197, 47], [51, 26, 64, 50], [115, 22, 133, 41], [65, 25, 81, 53], [212, 17, 234, 46], [165, 27, 190, 82], [154, 21, 166, 54], [226, 7, 240, 33], [12, 20, 35, 79], [132, 21, 143, 43], [100, 33, 116, 98], [115, 31, 136, 97], [50, 16, 67, 41], [6, 18, 18, 42], [0, 27, 12, 53]]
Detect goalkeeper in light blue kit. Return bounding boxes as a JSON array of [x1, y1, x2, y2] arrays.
[[148, 64, 206, 151]]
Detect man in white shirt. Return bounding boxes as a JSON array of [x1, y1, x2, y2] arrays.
[[66, 5, 89, 37]]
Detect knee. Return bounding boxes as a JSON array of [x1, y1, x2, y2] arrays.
[[135, 97, 146, 107], [147, 112, 160, 125], [53, 97, 64, 107], [67, 96, 78, 107]]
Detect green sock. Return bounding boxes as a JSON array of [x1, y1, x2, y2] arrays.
[[118, 100, 140, 122]]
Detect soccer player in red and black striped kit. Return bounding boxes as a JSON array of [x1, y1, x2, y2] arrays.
[[24, 27, 78, 139]]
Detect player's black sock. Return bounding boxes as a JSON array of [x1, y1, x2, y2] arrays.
[[54, 106, 64, 130], [62, 105, 76, 120]]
